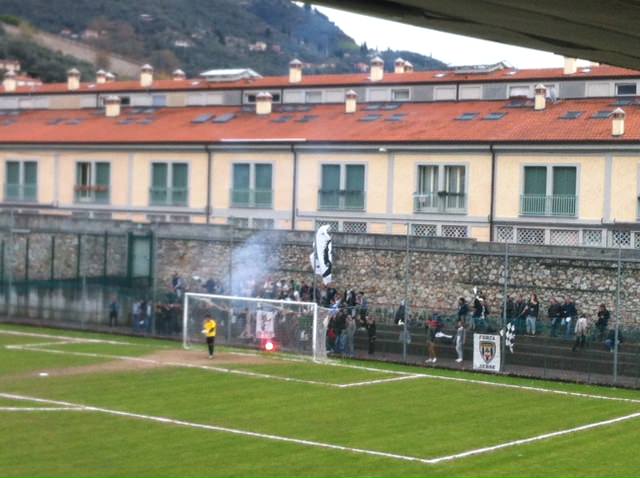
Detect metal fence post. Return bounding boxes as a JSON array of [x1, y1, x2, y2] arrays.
[[501, 241, 509, 367], [402, 222, 410, 362], [613, 245, 622, 384]]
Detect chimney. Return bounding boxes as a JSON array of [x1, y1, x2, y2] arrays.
[[105, 72, 116, 82], [2, 70, 16, 92], [612, 107, 625, 136], [404, 61, 414, 73], [345, 89, 358, 114], [172, 69, 186, 81], [256, 91, 273, 115], [563, 57, 577, 75], [394, 58, 405, 74], [289, 58, 303, 83], [67, 68, 80, 91], [140, 64, 154, 87], [534, 84, 547, 111], [96, 69, 107, 84], [104, 95, 121, 117], [370, 56, 384, 82]]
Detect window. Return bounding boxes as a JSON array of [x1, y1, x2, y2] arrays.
[[304, 91, 322, 103], [318, 164, 365, 210], [414, 164, 466, 213], [521, 166, 577, 216], [433, 86, 456, 101], [456, 112, 478, 121], [75, 162, 110, 203], [231, 163, 273, 208], [245, 92, 280, 103], [150, 163, 188, 206], [152, 95, 166, 107], [252, 218, 274, 229], [615, 83, 637, 96], [228, 217, 250, 228], [343, 221, 367, 234], [508, 85, 530, 97], [5, 160, 37, 202], [391, 88, 410, 101]]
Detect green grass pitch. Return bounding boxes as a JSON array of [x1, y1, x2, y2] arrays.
[[1, 323, 639, 477]]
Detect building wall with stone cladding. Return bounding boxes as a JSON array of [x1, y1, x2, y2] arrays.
[[1, 214, 639, 328]]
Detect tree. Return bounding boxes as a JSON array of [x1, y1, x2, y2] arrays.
[[150, 49, 179, 74]]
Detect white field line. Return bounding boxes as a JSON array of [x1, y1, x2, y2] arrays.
[[6, 329, 640, 402], [0, 392, 434, 465], [2, 392, 640, 465], [426, 411, 640, 464], [9, 345, 342, 388], [0, 329, 139, 346], [6, 341, 79, 349], [328, 361, 640, 405], [0, 329, 172, 348], [337, 375, 424, 388], [0, 406, 84, 412]]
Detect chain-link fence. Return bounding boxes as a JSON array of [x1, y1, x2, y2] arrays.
[[1, 213, 640, 388]]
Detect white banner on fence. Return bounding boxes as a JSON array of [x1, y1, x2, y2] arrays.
[[473, 334, 502, 373], [255, 310, 275, 339]]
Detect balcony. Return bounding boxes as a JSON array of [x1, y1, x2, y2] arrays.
[[149, 187, 188, 206], [4, 183, 37, 202], [413, 192, 466, 214], [520, 194, 577, 217], [74, 184, 110, 204], [318, 189, 365, 211], [230, 189, 273, 208]]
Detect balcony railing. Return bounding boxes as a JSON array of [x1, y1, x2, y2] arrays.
[[413, 192, 466, 213], [74, 184, 110, 204], [520, 194, 577, 217], [318, 189, 365, 210], [4, 183, 37, 202], [230, 189, 273, 208], [149, 187, 188, 206]]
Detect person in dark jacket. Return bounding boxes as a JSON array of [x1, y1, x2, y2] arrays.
[[472, 294, 488, 331], [595, 304, 610, 340], [562, 296, 578, 339], [365, 315, 376, 355], [395, 300, 406, 325], [524, 293, 539, 335], [548, 298, 563, 337], [604, 328, 623, 352], [514, 294, 527, 334], [457, 297, 469, 326]]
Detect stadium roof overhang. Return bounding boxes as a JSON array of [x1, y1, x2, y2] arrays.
[[313, 0, 640, 70]]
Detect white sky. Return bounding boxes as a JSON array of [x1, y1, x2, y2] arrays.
[[313, 5, 588, 69]]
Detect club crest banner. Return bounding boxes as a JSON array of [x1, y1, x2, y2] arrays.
[[473, 334, 502, 372]]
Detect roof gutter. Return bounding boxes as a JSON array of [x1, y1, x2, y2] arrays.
[[205, 144, 213, 224], [489, 143, 496, 242], [291, 144, 298, 231]]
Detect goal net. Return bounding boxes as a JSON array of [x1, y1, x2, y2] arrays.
[[183, 293, 329, 361]]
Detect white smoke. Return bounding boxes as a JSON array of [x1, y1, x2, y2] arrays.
[[230, 231, 282, 296]]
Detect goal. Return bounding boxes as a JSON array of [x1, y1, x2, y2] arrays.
[[182, 293, 328, 361]]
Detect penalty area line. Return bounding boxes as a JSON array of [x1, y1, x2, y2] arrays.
[[0, 392, 434, 465], [0, 406, 85, 412], [2, 392, 639, 466]]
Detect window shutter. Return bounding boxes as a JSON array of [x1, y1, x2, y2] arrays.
[[524, 167, 547, 195]]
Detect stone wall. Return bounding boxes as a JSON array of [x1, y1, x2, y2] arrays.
[[1, 214, 640, 328]]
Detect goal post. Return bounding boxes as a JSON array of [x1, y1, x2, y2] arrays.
[[183, 293, 328, 361]]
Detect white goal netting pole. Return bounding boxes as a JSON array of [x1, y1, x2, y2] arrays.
[[182, 293, 326, 361]]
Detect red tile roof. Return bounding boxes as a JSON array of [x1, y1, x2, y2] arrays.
[[0, 99, 638, 144], [2, 65, 639, 95]]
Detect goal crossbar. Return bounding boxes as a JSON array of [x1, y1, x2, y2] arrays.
[[182, 292, 327, 360]]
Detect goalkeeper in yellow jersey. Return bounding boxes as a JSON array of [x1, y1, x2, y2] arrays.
[[202, 314, 217, 359]]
